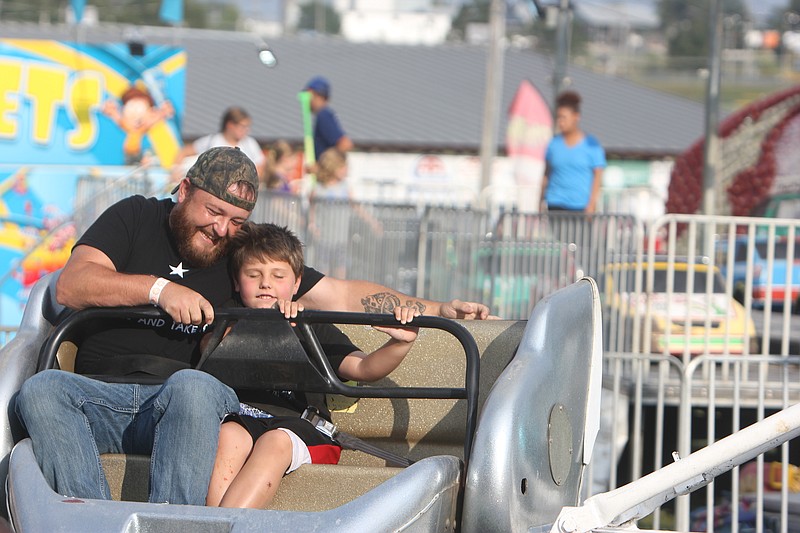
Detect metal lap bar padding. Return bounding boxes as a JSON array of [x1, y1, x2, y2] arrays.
[[198, 318, 333, 392], [36, 306, 481, 464]]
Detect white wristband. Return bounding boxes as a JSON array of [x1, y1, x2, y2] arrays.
[[149, 277, 171, 306]]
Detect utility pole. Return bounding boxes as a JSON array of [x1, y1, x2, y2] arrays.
[[315, 0, 326, 34], [678, 9, 723, 532], [701, 0, 723, 219], [478, 0, 506, 195], [552, 0, 572, 106]]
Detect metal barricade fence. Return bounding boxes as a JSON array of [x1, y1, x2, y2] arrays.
[[478, 211, 643, 318], [251, 189, 308, 244], [592, 213, 800, 533], [681, 354, 800, 533], [341, 202, 421, 295], [417, 206, 490, 307], [73, 168, 158, 236], [253, 199, 643, 320], [592, 353, 800, 532], [58, 179, 647, 321]]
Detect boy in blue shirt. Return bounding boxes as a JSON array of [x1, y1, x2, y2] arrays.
[[304, 76, 354, 162], [542, 91, 606, 213]]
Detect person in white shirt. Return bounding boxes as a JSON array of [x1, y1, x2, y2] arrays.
[[172, 107, 267, 181]]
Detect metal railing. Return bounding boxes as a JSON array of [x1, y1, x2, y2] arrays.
[[73, 167, 163, 236], [250, 192, 644, 319], [586, 213, 800, 533]]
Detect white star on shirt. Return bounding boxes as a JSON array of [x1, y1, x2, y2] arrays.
[[169, 262, 189, 278]]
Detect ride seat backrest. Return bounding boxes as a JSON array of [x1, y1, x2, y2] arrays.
[[96, 320, 525, 510], [55, 342, 77, 373], [46, 303, 525, 467], [330, 321, 524, 466], [6, 272, 524, 513], [462, 278, 604, 532], [197, 316, 526, 466]]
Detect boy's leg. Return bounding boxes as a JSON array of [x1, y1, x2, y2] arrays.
[[15, 370, 138, 500], [138, 369, 239, 505], [207, 421, 253, 506], [218, 429, 293, 509]]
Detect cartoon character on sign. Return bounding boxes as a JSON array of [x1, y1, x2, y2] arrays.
[[102, 85, 174, 165]]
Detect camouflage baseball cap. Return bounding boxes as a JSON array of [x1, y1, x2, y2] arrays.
[[179, 146, 259, 211]]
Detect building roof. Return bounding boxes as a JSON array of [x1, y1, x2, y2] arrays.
[[1, 22, 704, 157]]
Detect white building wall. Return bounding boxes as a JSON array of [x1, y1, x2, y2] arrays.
[[335, 0, 433, 12], [343, 152, 538, 211], [341, 10, 451, 45], [342, 151, 673, 221]]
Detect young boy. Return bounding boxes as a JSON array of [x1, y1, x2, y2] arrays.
[[206, 222, 419, 509]]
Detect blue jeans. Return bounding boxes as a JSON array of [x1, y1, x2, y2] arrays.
[[15, 369, 238, 505]]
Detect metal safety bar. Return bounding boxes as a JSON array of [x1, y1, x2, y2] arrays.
[[35, 306, 481, 464]]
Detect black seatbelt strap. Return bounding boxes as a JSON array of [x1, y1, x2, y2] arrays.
[[301, 407, 413, 468], [334, 432, 414, 468]]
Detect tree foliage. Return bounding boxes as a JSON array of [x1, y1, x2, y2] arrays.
[[768, 0, 800, 30], [658, 0, 749, 64], [450, 0, 587, 56], [298, 1, 340, 35], [451, 0, 489, 37], [0, 0, 240, 29]]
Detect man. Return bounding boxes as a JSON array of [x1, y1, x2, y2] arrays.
[[304, 76, 353, 161], [540, 91, 606, 214], [15, 146, 491, 507]]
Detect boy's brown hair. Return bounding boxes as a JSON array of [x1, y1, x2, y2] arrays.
[[229, 222, 304, 278], [556, 90, 581, 113]]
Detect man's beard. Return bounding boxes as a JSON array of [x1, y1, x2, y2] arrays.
[[169, 203, 230, 268]]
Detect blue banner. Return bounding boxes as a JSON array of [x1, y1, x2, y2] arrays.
[[159, 0, 184, 25]]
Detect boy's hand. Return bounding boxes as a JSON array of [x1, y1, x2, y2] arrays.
[[373, 306, 420, 342], [276, 299, 304, 319], [394, 305, 420, 325]]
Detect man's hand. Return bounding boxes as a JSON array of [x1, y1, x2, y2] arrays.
[[158, 282, 214, 325], [439, 299, 500, 320]]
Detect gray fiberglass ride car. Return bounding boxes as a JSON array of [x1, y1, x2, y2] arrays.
[[0, 272, 603, 532]]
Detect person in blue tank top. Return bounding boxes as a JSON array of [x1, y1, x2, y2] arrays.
[[541, 91, 606, 213]]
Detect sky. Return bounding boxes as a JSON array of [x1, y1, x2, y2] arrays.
[[743, 0, 787, 24], [581, 0, 788, 26]]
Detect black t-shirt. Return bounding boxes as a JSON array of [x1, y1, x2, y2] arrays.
[[72, 195, 324, 378]]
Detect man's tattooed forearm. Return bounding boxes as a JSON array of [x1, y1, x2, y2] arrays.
[[361, 292, 426, 314]]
